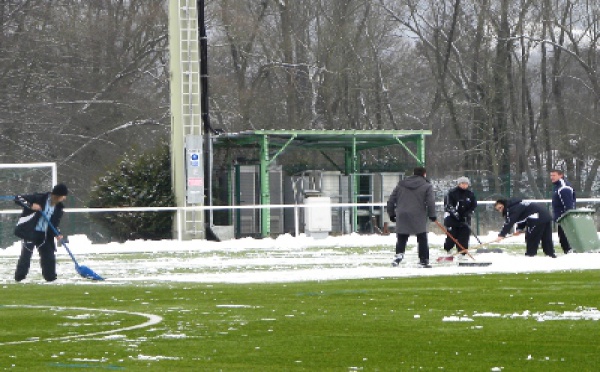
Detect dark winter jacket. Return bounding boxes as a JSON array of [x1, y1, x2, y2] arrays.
[[499, 198, 552, 237], [387, 175, 436, 235], [14, 193, 64, 243], [443, 187, 477, 228], [552, 178, 576, 222]]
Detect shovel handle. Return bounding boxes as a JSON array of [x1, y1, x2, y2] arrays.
[[453, 240, 494, 256], [434, 220, 476, 260], [456, 234, 513, 255], [456, 241, 491, 255]]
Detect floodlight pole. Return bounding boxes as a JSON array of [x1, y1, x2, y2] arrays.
[[168, 0, 205, 240]]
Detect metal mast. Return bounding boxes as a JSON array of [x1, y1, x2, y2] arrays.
[[169, 0, 204, 239]]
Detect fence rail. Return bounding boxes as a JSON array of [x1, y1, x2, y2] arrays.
[[1, 199, 600, 246]]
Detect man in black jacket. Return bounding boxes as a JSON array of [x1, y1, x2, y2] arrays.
[[494, 198, 556, 258], [13, 184, 68, 282], [443, 177, 477, 256]]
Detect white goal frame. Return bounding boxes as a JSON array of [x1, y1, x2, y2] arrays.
[[0, 162, 57, 188]]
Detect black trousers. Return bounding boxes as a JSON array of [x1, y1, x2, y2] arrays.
[[443, 225, 470, 253], [524, 222, 555, 257], [396, 232, 429, 262], [557, 225, 572, 253], [15, 236, 57, 282]]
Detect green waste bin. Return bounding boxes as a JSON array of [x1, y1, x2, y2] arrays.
[[557, 208, 600, 252]]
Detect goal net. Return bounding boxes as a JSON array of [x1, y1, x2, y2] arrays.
[[0, 163, 57, 248], [0, 162, 57, 196]]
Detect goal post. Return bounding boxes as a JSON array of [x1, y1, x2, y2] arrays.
[[0, 162, 58, 248], [0, 162, 58, 196]]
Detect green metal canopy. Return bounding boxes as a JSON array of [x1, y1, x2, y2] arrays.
[[215, 129, 429, 149], [212, 129, 432, 237]]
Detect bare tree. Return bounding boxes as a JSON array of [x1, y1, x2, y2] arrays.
[[0, 1, 170, 203], [4, 0, 600, 204]]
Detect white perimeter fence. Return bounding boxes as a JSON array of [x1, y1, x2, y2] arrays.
[[2, 199, 600, 243]]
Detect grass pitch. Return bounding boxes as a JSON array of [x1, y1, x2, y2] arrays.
[[1, 270, 599, 371]]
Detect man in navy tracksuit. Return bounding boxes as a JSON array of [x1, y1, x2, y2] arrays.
[[550, 169, 576, 254], [13, 184, 68, 282], [443, 176, 477, 255], [494, 198, 556, 258]]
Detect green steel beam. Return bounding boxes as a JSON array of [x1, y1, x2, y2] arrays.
[[393, 136, 424, 165], [319, 150, 344, 172], [213, 130, 432, 152], [268, 134, 296, 165]]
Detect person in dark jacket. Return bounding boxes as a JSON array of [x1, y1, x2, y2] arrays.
[[387, 167, 437, 268], [494, 198, 556, 258], [13, 184, 68, 282], [550, 169, 576, 254], [443, 177, 477, 256]]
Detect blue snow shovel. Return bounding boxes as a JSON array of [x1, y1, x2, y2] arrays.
[[39, 211, 104, 281]]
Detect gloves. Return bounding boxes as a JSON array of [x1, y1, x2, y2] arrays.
[[451, 210, 460, 221], [446, 205, 460, 220], [15, 196, 31, 209], [56, 235, 67, 247], [429, 216, 437, 222]]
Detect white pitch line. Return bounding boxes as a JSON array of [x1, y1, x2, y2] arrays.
[[0, 305, 162, 346]]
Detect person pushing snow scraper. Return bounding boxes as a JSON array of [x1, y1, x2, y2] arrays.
[[13, 183, 68, 282], [493, 198, 557, 258], [442, 176, 477, 257]]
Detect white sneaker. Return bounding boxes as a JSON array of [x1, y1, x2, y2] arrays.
[[392, 253, 404, 267]]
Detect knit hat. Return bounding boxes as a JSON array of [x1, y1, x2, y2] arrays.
[[51, 183, 69, 196], [456, 177, 470, 185]]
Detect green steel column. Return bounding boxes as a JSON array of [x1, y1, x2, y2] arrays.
[[417, 134, 426, 165], [343, 148, 351, 233], [259, 135, 271, 237], [344, 148, 352, 175], [351, 137, 359, 232], [234, 164, 241, 238]]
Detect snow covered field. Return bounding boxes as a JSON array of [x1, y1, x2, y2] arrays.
[[1, 231, 599, 284]]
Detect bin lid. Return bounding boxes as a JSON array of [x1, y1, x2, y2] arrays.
[[557, 208, 595, 223]]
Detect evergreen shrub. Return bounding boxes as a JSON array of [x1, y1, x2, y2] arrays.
[[88, 141, 175, 241]]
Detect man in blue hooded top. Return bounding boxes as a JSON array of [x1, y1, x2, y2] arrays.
[[550, 169, 576, 254]]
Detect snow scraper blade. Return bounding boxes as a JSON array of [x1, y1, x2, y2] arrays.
[[40, 211, 105, 281], [434, 220, 476, 260], [77, 264, 105, 281], [60, 238, 105, 281], [458, 261, 492, 267]]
